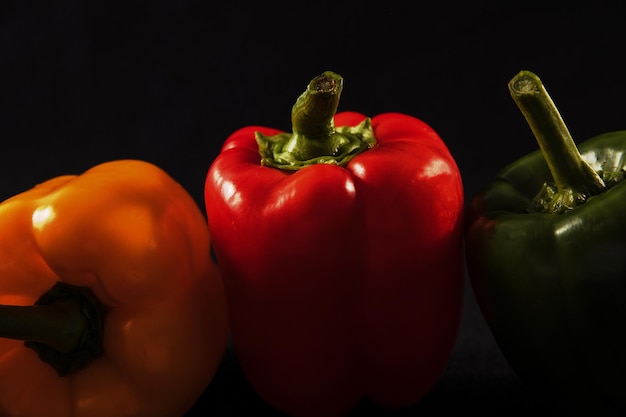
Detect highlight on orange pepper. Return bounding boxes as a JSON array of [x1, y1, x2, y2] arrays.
[[0, 159, 228, 417]]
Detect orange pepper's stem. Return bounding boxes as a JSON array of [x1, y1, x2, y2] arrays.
[[0, 282, 106, 376], [0, 300, 85, 351]]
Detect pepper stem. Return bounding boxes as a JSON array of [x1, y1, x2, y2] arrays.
[[509, 70, 605, 214], [0, 281, 106, 376], [291, 70, 343, 139], [256, 71, 376, 170]]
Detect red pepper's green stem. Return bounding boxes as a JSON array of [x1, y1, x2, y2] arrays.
[[256, 71, 376, 170], [508, 70, 605, 213], [0, 282, 105, 376], [291, 70, 343, 139]]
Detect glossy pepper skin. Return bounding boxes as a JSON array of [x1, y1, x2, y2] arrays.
[[0, 160, 228, 417], [205, 71, 465, 417], [465, 71, 626, 413]]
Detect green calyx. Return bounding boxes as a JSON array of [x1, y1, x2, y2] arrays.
[[0, 281, 106, 376], [256, 71, 376, 171], [508, 70, 607, 214]]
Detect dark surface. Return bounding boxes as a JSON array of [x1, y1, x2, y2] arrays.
[[1, 2, 625, 416]]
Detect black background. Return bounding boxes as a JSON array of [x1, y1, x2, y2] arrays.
[[2, 2, 625, 416]]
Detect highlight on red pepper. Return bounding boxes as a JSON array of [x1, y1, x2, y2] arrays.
[[465, 70, 626, 414], [0, 159, 229, 417], [204, 71, 465, 417]]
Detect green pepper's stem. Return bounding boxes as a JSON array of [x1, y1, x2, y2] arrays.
[[509, 70, 605, 213], [255, 71, 376, 170], [0, 282, 106, 376]]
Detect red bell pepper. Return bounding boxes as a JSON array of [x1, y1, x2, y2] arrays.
[[204, 71, 464, 417]]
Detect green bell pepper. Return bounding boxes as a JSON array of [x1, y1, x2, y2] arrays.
[[465, 70, 626, 414]]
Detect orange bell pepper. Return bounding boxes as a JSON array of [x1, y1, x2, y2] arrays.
[[0, 160, 228, 417]]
